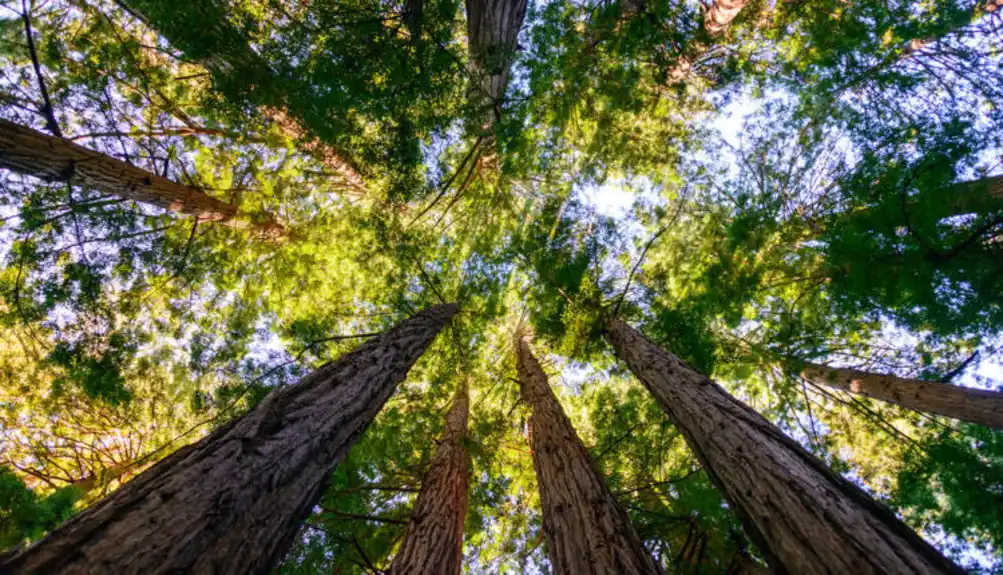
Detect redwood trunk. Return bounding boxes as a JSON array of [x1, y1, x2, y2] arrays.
[[388, 379, 471, 575], [802, 362, 1003, 430], [0, 119, 283, 238], [704, 0, 750, 36], [516, 335, 663, 575], [607, 319, 963, 575], [0, 304, 457, 575], [465, 0, 528, 136]]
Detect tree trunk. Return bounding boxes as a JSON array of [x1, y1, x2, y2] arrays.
[[801, 362, 1003, 430], [606, 319, 963, 575], [0, 303, 457, 575], [387, 379, 471, 575], [116, 0, 368, 193], [516, 335, 663, 575], [0, 118, 284, 238], [665, 0, 751, 82], [704, 0, 750, 36], [465, 0, 528, 144]]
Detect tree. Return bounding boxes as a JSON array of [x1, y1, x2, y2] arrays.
[[387, 378, 471, 575], [801, 362, 1003, 430], [0, 118, 284, 237], [0, 303, 456, 574], [606, 317, 964, 574], [465, 0, 529, 144], [516, 332, 663, 575]]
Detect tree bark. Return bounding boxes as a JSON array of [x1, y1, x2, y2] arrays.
[[516, 335, 663, 575], [662, 0, 751, 83], [606, 318, 964, 575], [802, 362, 1003, 430], [387, 379, 470, 575], [115, 0, 368, 193], [465, 0, 528, 144], [704, 0, 750, 36], [0, 303, 457, 575], [0, 118, 284, 238]]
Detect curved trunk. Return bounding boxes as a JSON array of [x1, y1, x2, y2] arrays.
[[607, 319, 963, 575], [0, 119, 284, 238], [802, 362, 1003, 430], [0, 304, 457, 575], [516, 335, 663, 575], [388, 379, 470, 575]]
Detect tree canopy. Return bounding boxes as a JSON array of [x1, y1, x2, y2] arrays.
[[1, 0, 1001, 571]]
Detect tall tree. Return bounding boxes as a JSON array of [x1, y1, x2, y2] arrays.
[[0, 118, 284, 237], [465, 0, 529, 150], [516, 332, 663, 575], [801, 362, 1003, 430], [0, 303, 456, 574], [387, 378, 471, 575], [606, 318, 964, 574]]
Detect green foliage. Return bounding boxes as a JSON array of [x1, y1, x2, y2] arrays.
[[1, 0, 1002, 571], [0, 468, 79, 550], [895, 425, 1003, 564]]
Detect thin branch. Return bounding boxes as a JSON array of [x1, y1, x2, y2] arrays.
[[318, 508, 409, 526], [407, 138, 482, 227], [414, 261, 447, 304], [940, 350, 979, 383], [21, 0, 62, 137], [611, 203, 682, 318]]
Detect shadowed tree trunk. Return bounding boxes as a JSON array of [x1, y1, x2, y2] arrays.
[[0, 118, 284, 238], [388, 379, 471, 575], [802, 362, 1003, 430], [115, 0, 368, 193], [465, 0, 528, 148], [0, 304, 457, 575], [516, 333, 663, 575], [606, 318, 964, 575]]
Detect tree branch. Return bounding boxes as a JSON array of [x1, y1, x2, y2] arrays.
[[21, 0, 62, 138]]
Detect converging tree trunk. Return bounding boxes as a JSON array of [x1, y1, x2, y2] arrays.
[[802, 362, 1003, 430], [0, 118, 284, 238], [0, 304, 457, 575], [465, 0, 528, 141], [388, 379, 471, 575], [516, 334, 663, 575], [606, 319, 964, 575]]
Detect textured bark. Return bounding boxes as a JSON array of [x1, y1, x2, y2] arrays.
[[0, 304, 457, 575], [117, 0, 368, 193], [704, 0, 750, 36], [388, 379, 470, 575], [802, 362, 1003, 430], [607, 319, 964, 575], [516, 335, 663, 575], [664, 0, 751, 82], [0, 118, 284, 238], [465, 0, 528, 141]]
